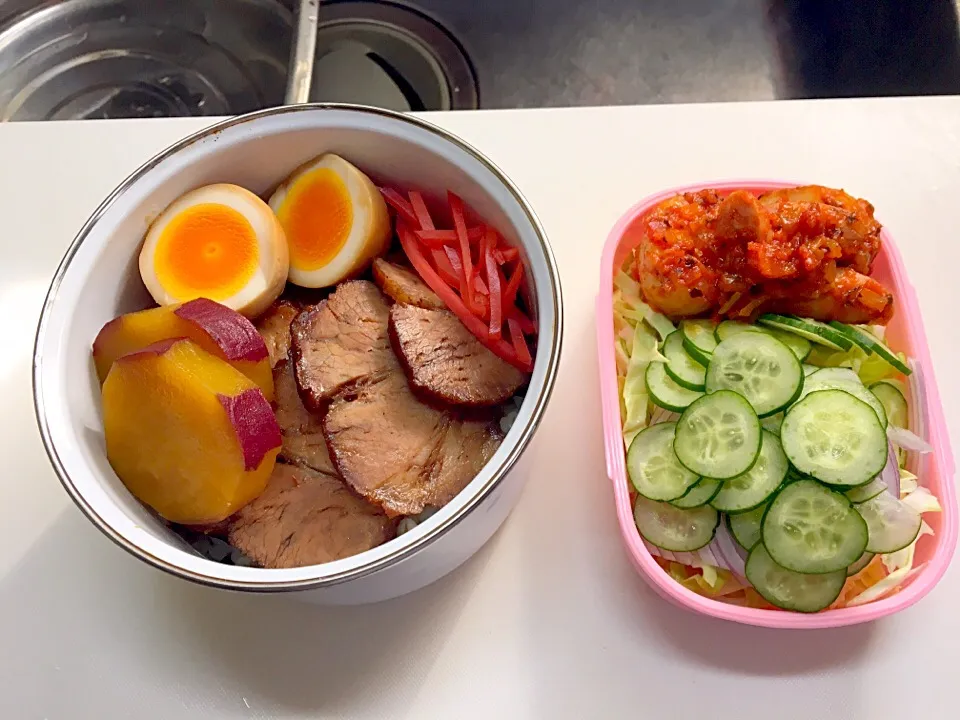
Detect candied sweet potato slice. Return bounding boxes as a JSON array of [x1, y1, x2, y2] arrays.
[[102, 338, 281, 525], [93, 298, 274, 400]]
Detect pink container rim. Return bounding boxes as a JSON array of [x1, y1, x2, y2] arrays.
[[596, 179, 958, 628]]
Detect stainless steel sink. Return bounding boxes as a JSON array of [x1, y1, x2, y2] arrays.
[[0, 0, 958, 120], [0, 0, 292, 120]]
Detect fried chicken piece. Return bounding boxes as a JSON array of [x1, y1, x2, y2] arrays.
[[635, 185, 892, 323]]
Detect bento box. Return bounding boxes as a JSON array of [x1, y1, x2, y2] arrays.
[[596, 180, 957, 628]]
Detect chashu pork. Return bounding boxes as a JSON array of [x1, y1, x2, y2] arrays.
[[372, 258, 445, 310], [390, 304, 526, 407], [226, 463, 395, 569], [290, 280, 399, 411], [322, 371, 502, 516], [255, 299, 301, 367]]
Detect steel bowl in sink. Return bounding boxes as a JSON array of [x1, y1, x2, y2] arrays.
[[0, 0, 292, 120]]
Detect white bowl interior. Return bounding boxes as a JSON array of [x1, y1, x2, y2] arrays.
[[35, 106, 559, 588]]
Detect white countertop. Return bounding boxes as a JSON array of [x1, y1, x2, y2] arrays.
[[1, 98, 958, 719]]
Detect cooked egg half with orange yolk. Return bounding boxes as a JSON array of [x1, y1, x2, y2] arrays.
[[268, 153, 390, 288], [139, 184, 289, 319]]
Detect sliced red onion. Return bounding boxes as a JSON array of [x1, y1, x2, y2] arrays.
[[888, 425, 933, 454], [674, 546, 717, 568], [880, 441, 901, 497], [645, 540, 676, 563], [643, 523, 747, 578], [712, 522, 747, 577]]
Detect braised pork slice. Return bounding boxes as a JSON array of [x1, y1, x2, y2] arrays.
[[226, 464, 395, 569], [255, 300, 300, 367], [390, 304, 526, 406], [430, 416, 503, 502], [323, 372, 501, 515], [273, 360, 337, 475], [372, 258, 445, 309], [290, 280, 398, 410]]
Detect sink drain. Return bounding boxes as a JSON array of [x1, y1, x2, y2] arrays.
[[307, 0, 478, 111], [0, 0, 292, 121]]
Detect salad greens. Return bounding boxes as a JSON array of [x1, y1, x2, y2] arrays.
[[613, 268, 673, 448], [612, 294, 941, 611]]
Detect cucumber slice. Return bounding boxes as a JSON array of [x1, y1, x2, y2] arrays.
[[870, 381, 908, 429], [847, 551, 876, 577], [762, 479, 868, 574], [714, 320, 758, 343], [866, 335, 912, 376], [761, 412, 784, 436], [670, 477, 723, 508], [799, 368, 887, 428], [785, 467, 809, 484], [710, 430, 788, 512], [757, 314, 853, 351], [856, 491, 923, 554], [662, 331, 706, 391], [714, 320, 811, 360], [828, 322, 875, 355], [764, 327, 812, 362], [674, 391, 761, 479], [802, 363, 819, 377], [781, 390, 888, 487], [633, 495, 719, 551], [829, 324, 912, 375], [646, 362, 704, 412], [806, 367, 860, 384], [627, 423, 700, 501], [680, 319, 719, 365], [727, 502, 767, 550], [706, 332, 803, 417], [746, 544, 847, 613], [844, 476, 887, 504]]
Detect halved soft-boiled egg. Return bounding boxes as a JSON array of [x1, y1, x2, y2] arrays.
[[139, 184, 289, 319], [268, 153, 391, 288]]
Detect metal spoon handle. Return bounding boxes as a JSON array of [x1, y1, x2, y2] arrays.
[[284, 0, 321, 105]]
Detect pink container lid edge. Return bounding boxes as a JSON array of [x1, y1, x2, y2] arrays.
[[596, 179, 958, 629]]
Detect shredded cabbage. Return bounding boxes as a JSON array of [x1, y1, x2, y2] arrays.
[[622, 322, 665, 447], [805, 341, 905, 386], [842, 485, 940, 608], [699, 562, 720, 588], [899, 468, 919, 496], [613, 267, 672, 448], [846, 521, 934, 607], [902, 486, 942, 514], [614, 269, 642, 299], [614, 270, 675, 340], [663, 561, 746, 597], [860, 351, 908, 386]]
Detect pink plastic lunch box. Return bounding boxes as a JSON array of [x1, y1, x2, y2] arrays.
[[596, 180, 957, 628]]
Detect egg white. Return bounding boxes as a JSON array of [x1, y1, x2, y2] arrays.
[[139, 184, 289, 319], [268, 153, 390, 288]]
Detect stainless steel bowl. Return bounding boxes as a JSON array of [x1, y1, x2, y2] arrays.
[[33, 104, 562, 603]]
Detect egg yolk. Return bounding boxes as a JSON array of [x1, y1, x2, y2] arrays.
[[154, 203, 259, 301], [276, 167, 353, 271]]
